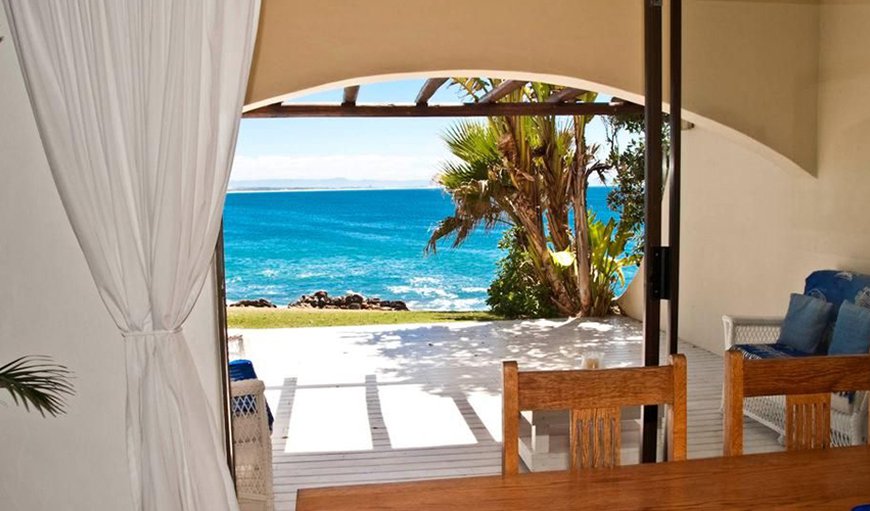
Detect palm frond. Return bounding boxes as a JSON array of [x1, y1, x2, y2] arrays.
[[425, 215, 477, 254], [0, 355, 74, 417], [440, 120, 500, 166]]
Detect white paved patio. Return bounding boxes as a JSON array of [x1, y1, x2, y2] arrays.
[[230, 316, 782, 511]]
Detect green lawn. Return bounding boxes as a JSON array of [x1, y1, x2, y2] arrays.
[[226, 307, 503, 329]]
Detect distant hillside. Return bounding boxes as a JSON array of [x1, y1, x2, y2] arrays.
[[228, 178, 435, 191]]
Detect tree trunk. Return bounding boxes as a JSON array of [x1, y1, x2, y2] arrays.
[[513, 206, 576, 317], [572, 116, 593, 316]]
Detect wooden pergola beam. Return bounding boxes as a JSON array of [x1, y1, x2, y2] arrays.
[[546, 87, 587, 103], [243, 102, 644, 119], [415, 78, 448, 106], [478, 80, 526, 103], [342, 86, 360, 106]]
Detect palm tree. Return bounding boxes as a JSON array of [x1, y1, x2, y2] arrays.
[[0, 355, 74, 417], [427, 79, 612, 317]]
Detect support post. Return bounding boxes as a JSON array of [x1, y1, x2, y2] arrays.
[[214, 225, 235, 479], [668, 0, 682, 358], [642, 0, 664, 464]]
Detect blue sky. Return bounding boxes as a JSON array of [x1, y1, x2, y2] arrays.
[[232, 79, 609, 185]]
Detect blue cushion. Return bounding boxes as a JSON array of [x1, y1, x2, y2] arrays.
[[228, 359, 274, 430], [229, 359, 258, 381], [804, 270, 870, 321], [734, 343, 814, 360], [829, 302, 870, 355], [778, 293, 834, 353]]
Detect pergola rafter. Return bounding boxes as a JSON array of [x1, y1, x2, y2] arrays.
[[243, 78, 643, 118], [415, 78, 448, 105], [546, 87, 587, 103], [342, 86, 360, 106], [477, 79, 526, 103]]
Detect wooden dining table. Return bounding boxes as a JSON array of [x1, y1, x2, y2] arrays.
[[296, 445, 870, 510]]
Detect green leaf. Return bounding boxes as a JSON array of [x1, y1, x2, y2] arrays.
[[550, 249, 576, 268], [0, 355, 74, 417]]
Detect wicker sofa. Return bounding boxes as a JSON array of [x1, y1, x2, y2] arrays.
[[722, 268, 870, 447], [230, 378, 274, 511], [723, 315, 868, 446]]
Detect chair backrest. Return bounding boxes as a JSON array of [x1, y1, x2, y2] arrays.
[[501, 354, 687, 474], [723, 349, 870, 456]]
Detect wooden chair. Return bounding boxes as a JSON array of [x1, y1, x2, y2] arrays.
[[501, 354, 687, 474], [723, 349, 870, 456]]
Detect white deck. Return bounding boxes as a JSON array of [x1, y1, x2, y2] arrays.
[[232, 316, 782, 511]]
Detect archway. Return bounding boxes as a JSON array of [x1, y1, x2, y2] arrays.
[[220, 73, 668, 508]]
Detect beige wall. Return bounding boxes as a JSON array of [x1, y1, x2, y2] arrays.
[[0, 9, 225, 510], [622, 0, 870, 354], [248, 0, 820, 175]]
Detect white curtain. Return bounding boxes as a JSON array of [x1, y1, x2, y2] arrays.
[[4, 1, 260, 510]]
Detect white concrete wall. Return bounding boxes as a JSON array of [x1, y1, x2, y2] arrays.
[[622, 0, 870, 355], [0, 10, 225, 511]]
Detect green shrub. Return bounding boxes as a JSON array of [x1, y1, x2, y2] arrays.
[[487, 228, 558, 319], [588, 215, 642, 316]]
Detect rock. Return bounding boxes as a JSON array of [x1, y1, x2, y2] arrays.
[[381, 300, 408, 311], [287, 291, 410, 311], [229, 298, 276, 308]]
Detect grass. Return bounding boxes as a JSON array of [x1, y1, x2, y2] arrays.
[[226, 307, 503, 329]]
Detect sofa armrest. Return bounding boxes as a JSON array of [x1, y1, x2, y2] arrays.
[[230, 378, 274, 509], [722, 315, 784, 350]]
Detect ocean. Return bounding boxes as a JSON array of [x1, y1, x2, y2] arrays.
[[222, 187, 636, 311]]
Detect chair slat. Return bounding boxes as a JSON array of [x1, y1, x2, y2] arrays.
[[785, 394, 831, 451], [570, 407, 621, 469]]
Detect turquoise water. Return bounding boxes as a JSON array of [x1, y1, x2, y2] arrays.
[[222, 187, 635, 310]]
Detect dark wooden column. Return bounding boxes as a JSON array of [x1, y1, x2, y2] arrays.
[[642, 0, 664, 464], [214, 226, 235, 479], [668, 0, 683, 358]]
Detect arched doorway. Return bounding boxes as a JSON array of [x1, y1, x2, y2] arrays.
[[220, 73, 668, 508]]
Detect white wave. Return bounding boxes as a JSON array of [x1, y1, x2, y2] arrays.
[[460, 287, 488, 293], [409, 276, 441, 285], [421, 297, 486, 311], [388, 285, 457, 299], [297, 271, 327, 279]]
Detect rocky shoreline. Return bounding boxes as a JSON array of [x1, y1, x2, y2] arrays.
[[229, 290, 409, 311]]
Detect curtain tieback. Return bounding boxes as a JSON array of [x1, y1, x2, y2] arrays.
[[122, 328, 182, 339]]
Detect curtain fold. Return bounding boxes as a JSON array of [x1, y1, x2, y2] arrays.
[[3, 1, 260, 509]]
